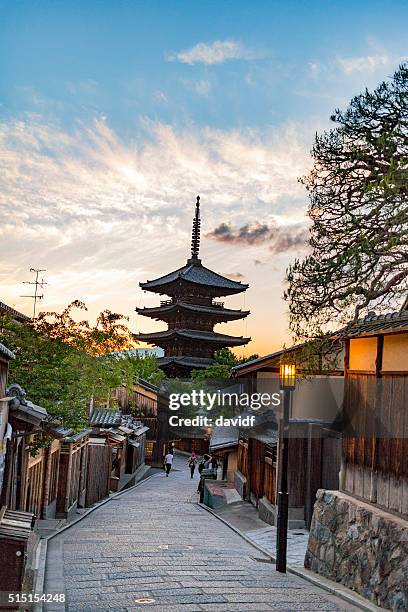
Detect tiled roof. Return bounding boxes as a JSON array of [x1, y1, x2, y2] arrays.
[[140, 260, 248, 294], [10, 400, 48, 425], [46, 424, 73, 438], [0, 301, 30, 323], [90, 409, 122, 427], [137, 301, 249, 320], [159, 356, 215, 369], [210, 425, 239, 450], [62, 429, 92, 442], [231, 344, 309, 375], [0, 342, 15, 360], [343, 310, 408, 338], [135, 328, 250, 346]]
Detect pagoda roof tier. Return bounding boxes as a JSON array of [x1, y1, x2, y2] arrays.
[[134, 328, 250, 347], [136, 301, 250, 322], [140, 260, 248, 297], [158, 356, 215, 370]]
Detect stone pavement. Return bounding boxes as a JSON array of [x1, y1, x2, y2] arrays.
[[43, 454, 360, 611], [212, 501, 309, 567]]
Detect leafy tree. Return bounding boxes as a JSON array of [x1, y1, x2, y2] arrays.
[[191, 363, 231, 381], [1, 302, 164, 430], [213, 348, 238, 367], [191, 348, 259, 380], [285, 64, 408, 340], [111, 352, 165, 387]]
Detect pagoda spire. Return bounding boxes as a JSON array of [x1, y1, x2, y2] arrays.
[[190, 195, 201, 260]]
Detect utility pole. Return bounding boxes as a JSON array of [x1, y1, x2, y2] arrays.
[[21, 268, 47, 319]]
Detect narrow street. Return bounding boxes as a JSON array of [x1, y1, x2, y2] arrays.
[[44, 455, 357, 611]]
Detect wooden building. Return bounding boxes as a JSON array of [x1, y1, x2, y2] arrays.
[[89, 409, 149, 492], [210, 425, 239, 482], [231, 345, 343, 528], [340, 310, 408, 515], [56, 429, 91, 518], [305, 309, 408, 608], [0, 342, 15, 497], [1, 383, 50, 519], [113, 380, 171, 467], [135, 196, 250, 377]]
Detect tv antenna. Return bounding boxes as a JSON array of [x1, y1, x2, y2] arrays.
[[21, 268, 48, 319]]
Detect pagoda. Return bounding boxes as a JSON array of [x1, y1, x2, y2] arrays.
[[136, 196, 250, 377]]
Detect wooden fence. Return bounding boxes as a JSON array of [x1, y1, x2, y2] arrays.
[[57, 433, 89, 517], [86, 443, 111, 507], [342, 373, 408, 516]]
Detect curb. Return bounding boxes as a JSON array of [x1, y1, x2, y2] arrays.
[[197, 502, 382, 612]]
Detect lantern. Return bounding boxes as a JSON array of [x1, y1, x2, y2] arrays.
[[279, 362, 296, 390]]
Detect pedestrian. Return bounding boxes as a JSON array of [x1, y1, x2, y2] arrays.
[[188, 452, 197, 479], [199, 454, 210, 473], [203, 453, 211, 469], [164, 451, 174, 476]]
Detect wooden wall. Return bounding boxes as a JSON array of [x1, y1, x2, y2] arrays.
[[114, 384, 157, 417], [0, 358, 7, 396], [237, 439, 248, 479], [86, 443, 111, 507], [56, 436, 89, 516], [263, 445, 277, 504], [342, 369, 408, 516]]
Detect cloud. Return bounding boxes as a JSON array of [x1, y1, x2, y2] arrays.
[[336, 54, 390, 75], [153, 91, 168, 104], [307, 48, 407, 80], [207, 221, 308, 254], [223, 272, 245, 280], [166, 40, 254, 65], [208, 222, 270, 245], [195, 80, 211, 96], [0, 114, 310, 319], [270, 224, 309, 254]]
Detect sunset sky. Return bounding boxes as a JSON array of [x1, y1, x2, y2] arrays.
[[1, 1, 407, 356]]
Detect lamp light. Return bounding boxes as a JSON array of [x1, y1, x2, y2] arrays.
[[279, 362, 296, 390]]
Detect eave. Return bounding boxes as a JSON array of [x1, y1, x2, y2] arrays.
[[135, 328, 251, 347], [136, 301, 250, 322]]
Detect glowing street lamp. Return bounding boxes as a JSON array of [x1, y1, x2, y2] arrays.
[[279, 362, 296, 390], [276, 360, 296, 573]]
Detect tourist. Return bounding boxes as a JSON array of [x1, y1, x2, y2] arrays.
[[188, 452, 197, 478], [164, 451, 174, 476]]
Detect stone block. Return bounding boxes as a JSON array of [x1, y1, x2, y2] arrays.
[[233, 470, 247, 499]]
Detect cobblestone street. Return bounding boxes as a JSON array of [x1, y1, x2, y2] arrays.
[[44, 455, 359, 611]]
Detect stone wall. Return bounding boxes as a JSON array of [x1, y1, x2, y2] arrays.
[[258, 496, 275, 525], [233, 470, 247, 499], [305, 489, 408, 610]]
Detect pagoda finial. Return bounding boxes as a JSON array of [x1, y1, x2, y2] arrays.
[[190, 195, 201, 260]]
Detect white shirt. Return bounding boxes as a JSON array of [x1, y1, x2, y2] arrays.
[[165, 453, 174, 464]]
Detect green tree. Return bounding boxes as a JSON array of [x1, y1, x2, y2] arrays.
[[285, 64, 408, 340], [1, 302, 164, 430], [191, 348, 259, 381]]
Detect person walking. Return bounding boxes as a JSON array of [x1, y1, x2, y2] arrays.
[[164, 451, 174, 476], [188, 452, 197, 479]]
